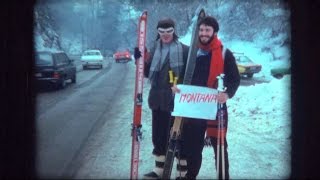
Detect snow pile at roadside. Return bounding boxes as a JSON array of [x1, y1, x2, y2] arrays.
[[199, 75, 291, 179]]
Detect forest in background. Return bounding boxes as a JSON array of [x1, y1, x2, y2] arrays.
[[34, 0, 290, 59]]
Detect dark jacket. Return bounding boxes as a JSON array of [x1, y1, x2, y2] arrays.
[[144, 42, 189, 111], [183, 47, 240, 133], [191, 48, 240, 103]]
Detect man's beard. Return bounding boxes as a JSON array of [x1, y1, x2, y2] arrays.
[[199, 35, 214, 46]]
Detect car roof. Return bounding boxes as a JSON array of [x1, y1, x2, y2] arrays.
[[116, 48, 129, 51], [232, 52, 245, 56], [84, 49, 101, 52], [36, 50, 66, 54]]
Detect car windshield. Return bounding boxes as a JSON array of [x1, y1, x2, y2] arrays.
[[35, 53, 53, 66], [236, 56, 252, 63], [83, 51, 100, 56], [116, 48, 129, 52]]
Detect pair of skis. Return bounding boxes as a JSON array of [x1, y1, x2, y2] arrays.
[[130, 11, 147, 179]]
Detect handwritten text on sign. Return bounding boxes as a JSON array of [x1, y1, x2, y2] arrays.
[[171, 85, 218, 120]]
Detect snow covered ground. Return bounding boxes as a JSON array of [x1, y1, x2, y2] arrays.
[[141, 64, 291, 179], [73, 58, 291, 179]]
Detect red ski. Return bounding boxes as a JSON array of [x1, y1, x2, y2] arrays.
[[130, 11, 147, 179]]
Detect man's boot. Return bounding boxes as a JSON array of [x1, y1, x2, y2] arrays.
[[143, 155, 165, 179], [175, 158, 187, 179]]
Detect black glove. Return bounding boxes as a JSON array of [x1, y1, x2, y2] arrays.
[[134, 47, 142, 60]]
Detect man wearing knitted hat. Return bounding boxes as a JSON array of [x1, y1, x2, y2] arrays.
[[172, 16, 240, 179], [134, 17, 189, 179]]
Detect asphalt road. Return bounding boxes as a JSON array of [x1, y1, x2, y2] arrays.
[[36, 57, 133, 178]]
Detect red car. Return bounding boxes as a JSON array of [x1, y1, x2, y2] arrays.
[[113, 49, 132, 63]]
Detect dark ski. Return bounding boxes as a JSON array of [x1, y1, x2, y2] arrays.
[[162, 8, 206, 179], [130, 11, 147, 179]]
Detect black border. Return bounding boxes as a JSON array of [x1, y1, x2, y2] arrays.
[[1, 0, 36, 178], [290, 0, 320, 178]]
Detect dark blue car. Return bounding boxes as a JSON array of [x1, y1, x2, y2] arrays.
[[35, 51, 76, 89]]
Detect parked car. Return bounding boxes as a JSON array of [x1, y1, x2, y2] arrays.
[[271, 66, 291, 79], [233, 52, 262, 78], [34, 51, 76, 89], [113, 49, 132, 63], [81, 49, 104, 69]]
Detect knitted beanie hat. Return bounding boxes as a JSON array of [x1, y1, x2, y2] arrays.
[[157, 18, 175, 29], [199, 16, 219, 33]]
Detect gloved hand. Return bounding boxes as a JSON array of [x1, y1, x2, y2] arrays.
[[134, 47, 142, 60]]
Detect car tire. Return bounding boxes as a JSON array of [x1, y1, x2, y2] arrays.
[[83, 66, 86, 70], [247, 73, 253, 78], [60, 78, 66, 89], [100, 65, 103, 69], [71, 74, 76, 83], [274, 74, 283, 79]]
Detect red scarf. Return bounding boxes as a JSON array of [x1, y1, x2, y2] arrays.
[[198, 35, 224, 88], [198, 35, 226, 138]]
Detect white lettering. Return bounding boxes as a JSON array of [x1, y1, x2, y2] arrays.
[[136, 20, 146, 94], [131, 140, 140, 177]]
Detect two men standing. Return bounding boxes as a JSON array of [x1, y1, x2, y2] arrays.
[[135, 15, 240, 179]]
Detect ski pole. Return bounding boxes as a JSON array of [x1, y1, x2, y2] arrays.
[[217, 74, 226, 179]]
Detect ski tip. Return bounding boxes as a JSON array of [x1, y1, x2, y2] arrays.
[[199, 8, 206, 18], [140, 11, 147, 21], [141, 11, 148, 17], [204, 137, 212, 147]]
